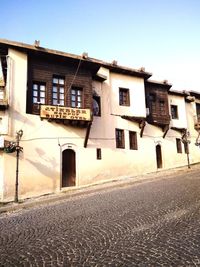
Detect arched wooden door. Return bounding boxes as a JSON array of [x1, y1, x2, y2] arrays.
[[156, 144, 163, 169], [62, 149, 76, 187]]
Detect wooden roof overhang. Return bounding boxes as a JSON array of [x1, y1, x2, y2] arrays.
[[0, 39, 152, 80], [168, 90, 188, 97], [189, 91, 200, 99], [121, 115, 146, 137], [145, 79, 172, 91], [169, 90, 194, 104]]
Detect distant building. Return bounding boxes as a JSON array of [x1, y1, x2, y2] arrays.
[[0, 39, 200, 201]]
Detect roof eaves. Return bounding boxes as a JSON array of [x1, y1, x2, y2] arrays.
[[146, 79, 172, 90], [0, 38, 152, 79], [168, 90, 189, 96]]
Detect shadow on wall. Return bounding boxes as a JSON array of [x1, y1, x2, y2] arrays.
[[11, 105, 35, 126], [26, 148, 59, 191]]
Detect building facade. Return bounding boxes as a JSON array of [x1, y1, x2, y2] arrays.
[[0, 39, 200, 202]]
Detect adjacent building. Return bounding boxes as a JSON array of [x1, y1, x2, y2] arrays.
[[0, 39, 200, 202]]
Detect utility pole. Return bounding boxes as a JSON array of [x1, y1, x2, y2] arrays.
[[14, 129, 23, 203], [182, 130, 191, 169]]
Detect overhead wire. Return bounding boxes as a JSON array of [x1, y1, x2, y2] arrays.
[[65, 58, 82, 96]]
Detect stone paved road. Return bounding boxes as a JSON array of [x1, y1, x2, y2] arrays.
[[1, 169, 200, 266]]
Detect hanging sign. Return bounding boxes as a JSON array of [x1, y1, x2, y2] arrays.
[[40, 105, 91, 121]]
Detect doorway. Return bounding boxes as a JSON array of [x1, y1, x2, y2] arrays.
[[156, 144, 163, 169], [62, 149, 76, 187]]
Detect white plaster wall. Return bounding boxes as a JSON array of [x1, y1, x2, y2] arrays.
[[2, 49, 200, 201], [88, 76, 192, 187], [110, 73, 146, 117], [87, 76, 157, 184], [0, 110, 9, 134], [168, 94, 187, 129]]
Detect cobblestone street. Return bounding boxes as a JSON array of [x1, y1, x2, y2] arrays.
[[1, 168, 200, 266]]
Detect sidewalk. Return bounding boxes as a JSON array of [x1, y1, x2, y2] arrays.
[[0, 163, 198, 215]]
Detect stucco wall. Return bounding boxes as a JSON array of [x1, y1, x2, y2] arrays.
[[168, 94, 187, 129], [110, 73, 146, 117], [2, 48, 200, 202]]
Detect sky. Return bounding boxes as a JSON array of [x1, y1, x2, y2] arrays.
[[1, 0, 200, 91]]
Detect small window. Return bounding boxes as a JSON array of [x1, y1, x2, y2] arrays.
[[97, 148, 102, 160], [33, 82, 46, 104], [176, 138, 182, 153], [93, 96, 101, 116], [52, 76, 65, 106], [149, 93, 156, 113], [119, 88, 130, 106], [116, 129, 125, 149], [71, 87, 83, 108], [129, 131, 138, 150], [159, 100, 166, 115], [171, 105, 178, 119], [32, 82, 46, 114], [196, 103, 200, 122]]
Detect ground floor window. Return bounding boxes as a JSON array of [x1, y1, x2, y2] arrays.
[[176, 138, 182, 153], [129, 131, 138, 150], [96, 148, 102, 160], [115, 129, 125, 149]]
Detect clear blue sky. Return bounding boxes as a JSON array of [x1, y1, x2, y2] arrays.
[[1, 0, 200, 91]]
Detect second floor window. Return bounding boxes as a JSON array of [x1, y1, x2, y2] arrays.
[[52, 76, 65, 106], [149, 93, 156, 113], [119, 88, 130, 106], [116, 128, 125, 149], [171, 105, 178, 119], [93, 95, 101, 116], [33, 82, 46, 104], [196, 103, 200, 122], [71, 87, 83, 108], [159, 100, 166, 115]]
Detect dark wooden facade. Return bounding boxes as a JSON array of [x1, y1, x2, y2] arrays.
[[26, 52, 94, 117], [145, 80, 171, 128]]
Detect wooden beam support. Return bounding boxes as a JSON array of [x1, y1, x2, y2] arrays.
[[139, 120, 146, 138], [84, 122, 92, 148], [163, 125, 169, 138]]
